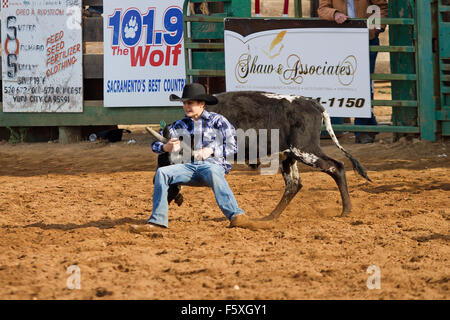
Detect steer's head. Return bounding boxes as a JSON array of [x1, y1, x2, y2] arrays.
[[146, 126, 194, 166], [146, 126, 171, 166], [147, 125, 184, 206]]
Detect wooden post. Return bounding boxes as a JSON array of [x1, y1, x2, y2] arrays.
[[59, 126, 82, 144]]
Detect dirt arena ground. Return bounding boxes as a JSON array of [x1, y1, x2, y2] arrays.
[[0, 121, 448, 300]]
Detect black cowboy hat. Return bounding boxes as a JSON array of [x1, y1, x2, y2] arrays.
[[169, 83, 218, 105]]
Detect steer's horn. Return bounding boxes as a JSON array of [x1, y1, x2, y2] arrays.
[[146, 127, 169, 143]]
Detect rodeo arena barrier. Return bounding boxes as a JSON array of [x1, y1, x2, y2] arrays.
[[0, 0, 449, 143]]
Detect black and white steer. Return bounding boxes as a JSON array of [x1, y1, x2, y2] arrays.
[[148, 91, 371, 219]]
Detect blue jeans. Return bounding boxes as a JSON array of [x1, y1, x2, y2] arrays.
[[355, 36, 379, 136], [149, 161, 244, 227]]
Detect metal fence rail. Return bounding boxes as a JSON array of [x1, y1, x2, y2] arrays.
[[438, 0, 450, 135]]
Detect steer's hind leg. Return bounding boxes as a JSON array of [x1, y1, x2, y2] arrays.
[[320, 157, 352, 216], [290, 147, 352, 216], [260, 155, 302, 221]]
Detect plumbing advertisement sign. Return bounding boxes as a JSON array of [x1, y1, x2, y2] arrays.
[[103, 0, 186, 107], [1, 0, 83, 113], [225, 19, 371, 118]]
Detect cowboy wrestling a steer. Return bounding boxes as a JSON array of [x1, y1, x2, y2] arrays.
[[131, 83, 267, 232], [132, 83, 371, 232]]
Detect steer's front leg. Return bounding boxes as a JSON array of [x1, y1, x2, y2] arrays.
[[168, 184, 183, 206], [260, 155, 302, 221]]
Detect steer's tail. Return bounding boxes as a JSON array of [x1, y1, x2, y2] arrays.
[[321, 110, 372, 182]]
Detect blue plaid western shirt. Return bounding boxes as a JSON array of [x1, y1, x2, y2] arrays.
[[151, 110, 238, 174]]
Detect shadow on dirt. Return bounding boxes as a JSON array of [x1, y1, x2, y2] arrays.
[[19, 217, 145, 231], [357, 181, 450, 194]]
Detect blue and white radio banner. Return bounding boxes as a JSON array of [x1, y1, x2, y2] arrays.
[[1, 0, 83, 112], [104, 0, 186, 107], [225, 19, 371, 118]]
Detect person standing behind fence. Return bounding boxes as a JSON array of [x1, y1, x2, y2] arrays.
[[318, 0, 388, 144]]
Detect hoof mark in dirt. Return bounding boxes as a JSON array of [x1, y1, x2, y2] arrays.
[[177, 268, 208, 276], [146, 233, 164, 239], [156, 250, 168, 255], [172, 258, 191, 263], [95, 287, 113, 297], [412, 233, 450, 242]]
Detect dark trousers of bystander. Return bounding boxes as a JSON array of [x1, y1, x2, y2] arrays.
[[354, 36, 379, 137]]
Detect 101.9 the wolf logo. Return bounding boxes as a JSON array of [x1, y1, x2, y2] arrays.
[[107, 7, 183, 68]]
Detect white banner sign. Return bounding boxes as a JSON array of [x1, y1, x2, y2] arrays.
[[1, 0, 83, 112], [225, 19, 371, 118], [103, 0, 186, 107]]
